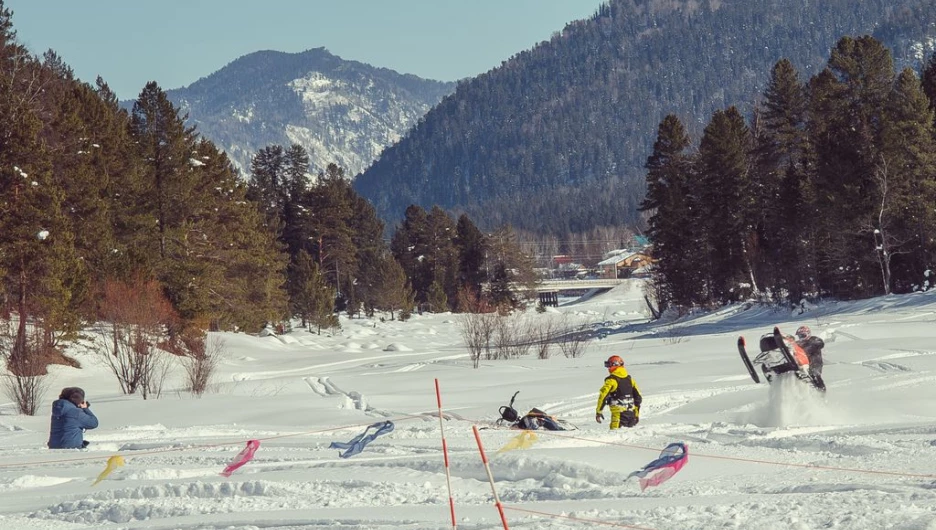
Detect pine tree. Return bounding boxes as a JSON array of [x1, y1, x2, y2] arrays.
[[696, 107, 754, 303], [188, 139, 288, 330], [639, 114, 698, 309], [0, 43, 79, 364], [130, 81, 199, 263], [484, 225, 536, 310], [247, 144, 287, 229], [371, 253, 413, 320], [425, 206, 459, 310], [810, 36, 896, 298], [391, 205, 432, 302], [753, 59, 811, 302], [454, 214, 487, 294], [920, 52, 936, 121], [289, 250, 337, 334]]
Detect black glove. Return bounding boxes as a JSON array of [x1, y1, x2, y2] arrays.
[[595, 413, 604, 424]]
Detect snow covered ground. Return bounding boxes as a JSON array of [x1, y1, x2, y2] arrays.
[[2, 279, 936, 530]]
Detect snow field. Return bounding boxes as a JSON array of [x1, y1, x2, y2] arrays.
[[1, 280, 935, 529]]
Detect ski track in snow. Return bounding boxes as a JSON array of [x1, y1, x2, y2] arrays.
[[2, 281, 936, 529]]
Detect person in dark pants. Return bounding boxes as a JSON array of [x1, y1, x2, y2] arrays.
[[795, 325, 826, 390], [596, 355, 642, 429], [48, 387, 98, 449]]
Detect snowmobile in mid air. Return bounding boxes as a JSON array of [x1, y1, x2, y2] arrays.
[[738, 326, 825, 392]]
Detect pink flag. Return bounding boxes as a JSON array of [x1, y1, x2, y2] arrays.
[[221, 440, 260, 477], [628, 442, 688, 491]]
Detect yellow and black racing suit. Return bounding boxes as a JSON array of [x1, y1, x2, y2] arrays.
[[596, 367, 642, 429]]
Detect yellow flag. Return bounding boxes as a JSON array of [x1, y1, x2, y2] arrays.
[[92, 455, 125, 486], [496, 430, 538, 454]]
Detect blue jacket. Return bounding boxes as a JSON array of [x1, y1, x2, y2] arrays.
[[48, 399, 98, 449]]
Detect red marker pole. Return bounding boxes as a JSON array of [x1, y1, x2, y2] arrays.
[[435, 379, 457, 529], [471, 425, 510, 530]]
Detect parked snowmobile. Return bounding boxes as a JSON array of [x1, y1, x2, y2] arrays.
[[495, 391, 573, 430], [738, 326, 826, 392]]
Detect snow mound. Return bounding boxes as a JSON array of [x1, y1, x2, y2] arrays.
[[383, 343, 412, 352], [0, 475, 72, 490]]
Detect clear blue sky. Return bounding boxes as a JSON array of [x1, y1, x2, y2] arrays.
[[6, 0, 605, 100]]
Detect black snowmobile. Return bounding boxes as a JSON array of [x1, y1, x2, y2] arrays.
[[495, 391, 573, 431], [738, 326, 825, 391]]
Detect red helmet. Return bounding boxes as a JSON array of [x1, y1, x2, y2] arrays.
[[795, 325, 811, 340], [604, 355, 624, 371]]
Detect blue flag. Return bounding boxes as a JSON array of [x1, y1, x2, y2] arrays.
[[329, 421, 395, 458]]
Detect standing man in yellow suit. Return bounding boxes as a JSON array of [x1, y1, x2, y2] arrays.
[[596, 355, 642, 429]]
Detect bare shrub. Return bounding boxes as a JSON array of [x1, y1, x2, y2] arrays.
[[181, 333, 225, 396], [556, 316, 593, 358], [457, 287, 497, 368], [95, 276, 178, 399], [492, 314, 536, 359], [532, 315, 558, 359], [661, 324, 688, 345], [1, 321, 52, 415], [459, 312, 497, 368], [2, 351, 50, 416]]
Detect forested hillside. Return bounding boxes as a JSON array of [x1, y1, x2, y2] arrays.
[[354, 0, 936, 236], [644, 35, 936, 306], [0, 0, 532, 384]]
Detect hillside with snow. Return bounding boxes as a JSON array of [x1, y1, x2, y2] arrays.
[[159, 48, 454, 177], [2, 280, 936, 529]]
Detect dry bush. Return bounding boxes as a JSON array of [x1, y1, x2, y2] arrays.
[[457, 287, 497, 368], [95, 276, 178, 399], [492, 314, 534, 360], [661, 324, 689, 345], [459, 312, 497, 368], [556, 316, 593, 358], [1, 325, 50, 415], [532, 315, 559, 359], [180, 332, 225, 396]]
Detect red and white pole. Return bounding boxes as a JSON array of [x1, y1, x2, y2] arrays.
[[435, 378, 457, 529], [471, 425, 510, 530]]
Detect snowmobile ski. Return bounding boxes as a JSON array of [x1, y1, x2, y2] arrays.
[[737, 336, 760, 384], [772, 327, 802, 370]]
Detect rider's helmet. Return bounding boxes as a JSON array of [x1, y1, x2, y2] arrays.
[[604, 355, 624, 372], [795, 325, 811, 340]]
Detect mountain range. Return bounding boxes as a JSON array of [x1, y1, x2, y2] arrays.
[[158, 47, 454, 177], [147, 0, 936, 236]]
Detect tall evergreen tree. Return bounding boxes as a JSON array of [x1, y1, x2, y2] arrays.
[[639, 114, 698, 309], [289, 250, 337, 334], [810, 36, 895, 298], [130, 82, 199, 263], [753, 59, 811, 301], [921, 52, 936, 120], [391, 205, 432, 303], [696, 107, 754, 303], [247, 144, 287, 229], [0, 39, 79, 362], [454, 214, 487, 294], [188, 139, 288, 330]]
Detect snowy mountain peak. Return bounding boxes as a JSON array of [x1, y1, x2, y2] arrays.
[[161, 48, 455, 177]]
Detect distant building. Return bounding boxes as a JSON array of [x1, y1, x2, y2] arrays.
[[596, 249, 654, 279]]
